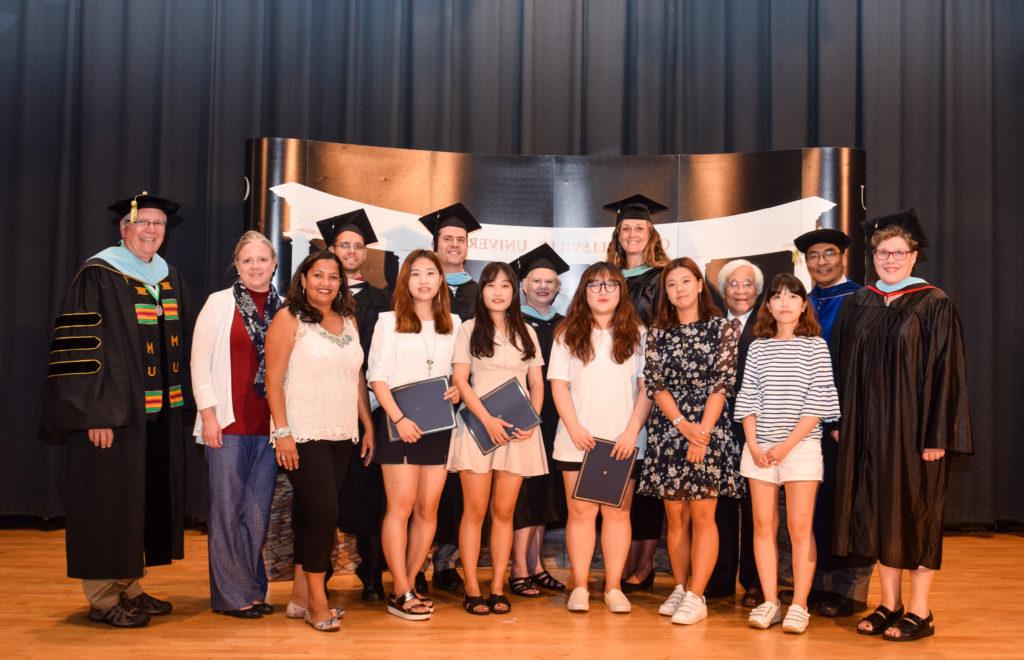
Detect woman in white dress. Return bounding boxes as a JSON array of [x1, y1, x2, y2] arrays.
[[265, 250, 374, 633], [548, 262, 653, 614], [448, 262, 546, 615], [367, 249, 462, 621]]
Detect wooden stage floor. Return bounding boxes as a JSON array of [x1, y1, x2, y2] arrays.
[[0, 529, 1021, 658]]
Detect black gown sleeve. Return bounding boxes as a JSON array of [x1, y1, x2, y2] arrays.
[[39, 266, 136, 435], [917, 292, 973, 454]]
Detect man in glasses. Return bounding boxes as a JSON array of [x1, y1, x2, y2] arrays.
[[793, 228, 870, 619], [319, 209, 391, 602], [706, 259, 765, 607], [39, 192, 190, 627]]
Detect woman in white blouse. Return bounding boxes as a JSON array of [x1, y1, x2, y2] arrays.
[[190, 231, 281, 619], [265, 250, 374, 632], [367, 249, 461, 621], [548, 262, 653, 614]]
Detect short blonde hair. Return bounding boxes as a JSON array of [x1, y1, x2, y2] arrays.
[[870, 226, 918, 252], [233, 230, 276, 262]]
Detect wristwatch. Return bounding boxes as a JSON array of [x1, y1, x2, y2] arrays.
[[671, 415, 685, 427], [271, 426, 292, 440]]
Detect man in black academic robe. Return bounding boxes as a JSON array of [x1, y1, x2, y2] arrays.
[[39, 193, 190, 628], [319, 209, 391, 601], [416, 202, 483, 593], [706, 259, 764, 605]]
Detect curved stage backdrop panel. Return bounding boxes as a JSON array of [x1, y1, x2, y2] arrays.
[[245, 139, 865, 306]]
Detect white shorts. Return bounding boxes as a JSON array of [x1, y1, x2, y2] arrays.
[[740, 440, 823, 485]]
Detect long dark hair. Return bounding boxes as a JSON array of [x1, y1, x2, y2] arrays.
[[470, 262, 537, 361], [283, 250, 354, 323], [652, 257, 722, 328], [392, 249, 454, 334], [555, 262, 642, 365], [752, 273, 821, 338]]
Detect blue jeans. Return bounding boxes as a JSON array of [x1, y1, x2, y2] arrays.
[[206, 434, 277, 611]]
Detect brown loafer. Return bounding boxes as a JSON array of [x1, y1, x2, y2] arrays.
[[741, 587, 763, 608]]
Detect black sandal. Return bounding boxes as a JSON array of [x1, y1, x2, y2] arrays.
[[883, 612, 934, 642], [463, 594, 490, 616], [509, 575, 541, 598], [387, 590, 432, 621], [487, 593, 512, 614], [529, 570, 566, 591], [857, 604, 905, 636]]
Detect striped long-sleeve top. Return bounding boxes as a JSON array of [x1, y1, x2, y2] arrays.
[[733, 336, 840, 444]]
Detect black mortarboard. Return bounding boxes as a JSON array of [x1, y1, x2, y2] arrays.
[[602, 194, 668, 223], [510, 243, 570, 281], [417, 202, 482, 237], [108, 191, 180, 224], [317, 209, 379, 247], [794, 228, 850, 254], [862, 208, 929, 261]]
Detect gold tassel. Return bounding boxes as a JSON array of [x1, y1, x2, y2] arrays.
[[792, 248, 802, 265], [130, 190, 149, 223]]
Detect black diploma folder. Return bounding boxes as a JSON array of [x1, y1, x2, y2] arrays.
[[459, 378, 541, 455], [572, 438, 637, 507], [386, 376, 456, 442]]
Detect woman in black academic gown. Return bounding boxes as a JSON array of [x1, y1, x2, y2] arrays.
[[830, 210, 972, 642], [603, 194, 672, 592]]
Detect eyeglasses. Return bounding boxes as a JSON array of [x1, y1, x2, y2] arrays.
[[872, 249, 913, 262], [333, 242, 366, 252], [132, 219, 167, 229], [726, 279, 755, 291], [806, 249, 842, 264], [586, 280, 620, 293]]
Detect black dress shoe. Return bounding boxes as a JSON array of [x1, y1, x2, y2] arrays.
[[127, 592, 173, 615], [741, 587, 763, 608], [362, 581, 385, 602], [432, 568, 464, 593], [89, 593, 150, 628], [253, 602, 275, 615], [703, 585, 736, 600], [816, 595, 854, 618], [414, 571, 430, 595], [620, 570, 654, 594], [214, 607, 263, 619]]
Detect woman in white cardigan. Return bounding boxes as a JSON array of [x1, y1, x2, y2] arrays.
[[191, 231, 282, 619]]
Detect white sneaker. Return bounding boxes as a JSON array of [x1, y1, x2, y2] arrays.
[[659, 584, 687, 616], [671, 591, 708, 625], [604, 588, 632, 613], [783, 604, 810, 633], [567, 587, 590, 612], [748, 600, 782, 629]]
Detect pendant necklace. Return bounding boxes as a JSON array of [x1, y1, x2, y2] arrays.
[[421, 324, 438, 376], [144, 283, 163, 316]]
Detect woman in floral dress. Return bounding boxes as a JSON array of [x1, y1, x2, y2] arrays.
[[638, 258, 741, 625]]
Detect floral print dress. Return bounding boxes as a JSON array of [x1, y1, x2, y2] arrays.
[[637, 316, 744, 500]]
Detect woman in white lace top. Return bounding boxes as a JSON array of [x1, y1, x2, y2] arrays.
[[265, 250, 373, 633], [367, 249, 461, 621]]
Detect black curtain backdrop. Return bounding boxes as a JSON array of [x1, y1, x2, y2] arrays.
[[0, 0, 1020, 526]]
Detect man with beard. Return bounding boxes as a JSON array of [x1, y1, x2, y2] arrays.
[[793, 227, 869, 618]]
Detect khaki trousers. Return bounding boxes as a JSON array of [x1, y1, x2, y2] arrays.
[[82, 578, 143, 611]]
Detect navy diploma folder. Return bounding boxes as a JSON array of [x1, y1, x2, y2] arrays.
[[571, 438, 637, 507], [459, 378, 541, 455], [386, 376, 456, 442]]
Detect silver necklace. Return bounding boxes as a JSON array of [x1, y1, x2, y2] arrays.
[[420, 324, 438, 376]]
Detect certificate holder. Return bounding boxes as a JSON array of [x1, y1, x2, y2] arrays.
[[386, 376, 456, 442], [459, 378, 541, 455], [572, 438, 637, 507]]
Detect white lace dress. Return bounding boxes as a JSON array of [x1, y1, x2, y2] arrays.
[[285, 319, 363, 443]]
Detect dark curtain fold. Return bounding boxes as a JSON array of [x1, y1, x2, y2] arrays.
[[0, 0, 1020, 525]]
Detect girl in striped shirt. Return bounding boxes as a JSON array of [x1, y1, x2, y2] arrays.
[[734, 273, 840, 634]]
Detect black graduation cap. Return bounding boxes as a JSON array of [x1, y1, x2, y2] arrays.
[[417, 202, 482, 238], [602, 194, 668, 223], [794, 228, 850, 254], [108, 191, 181, 224], [317, 209, 379, 247], [510, 243, 570, 281], [862, 208, 929, 261]]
